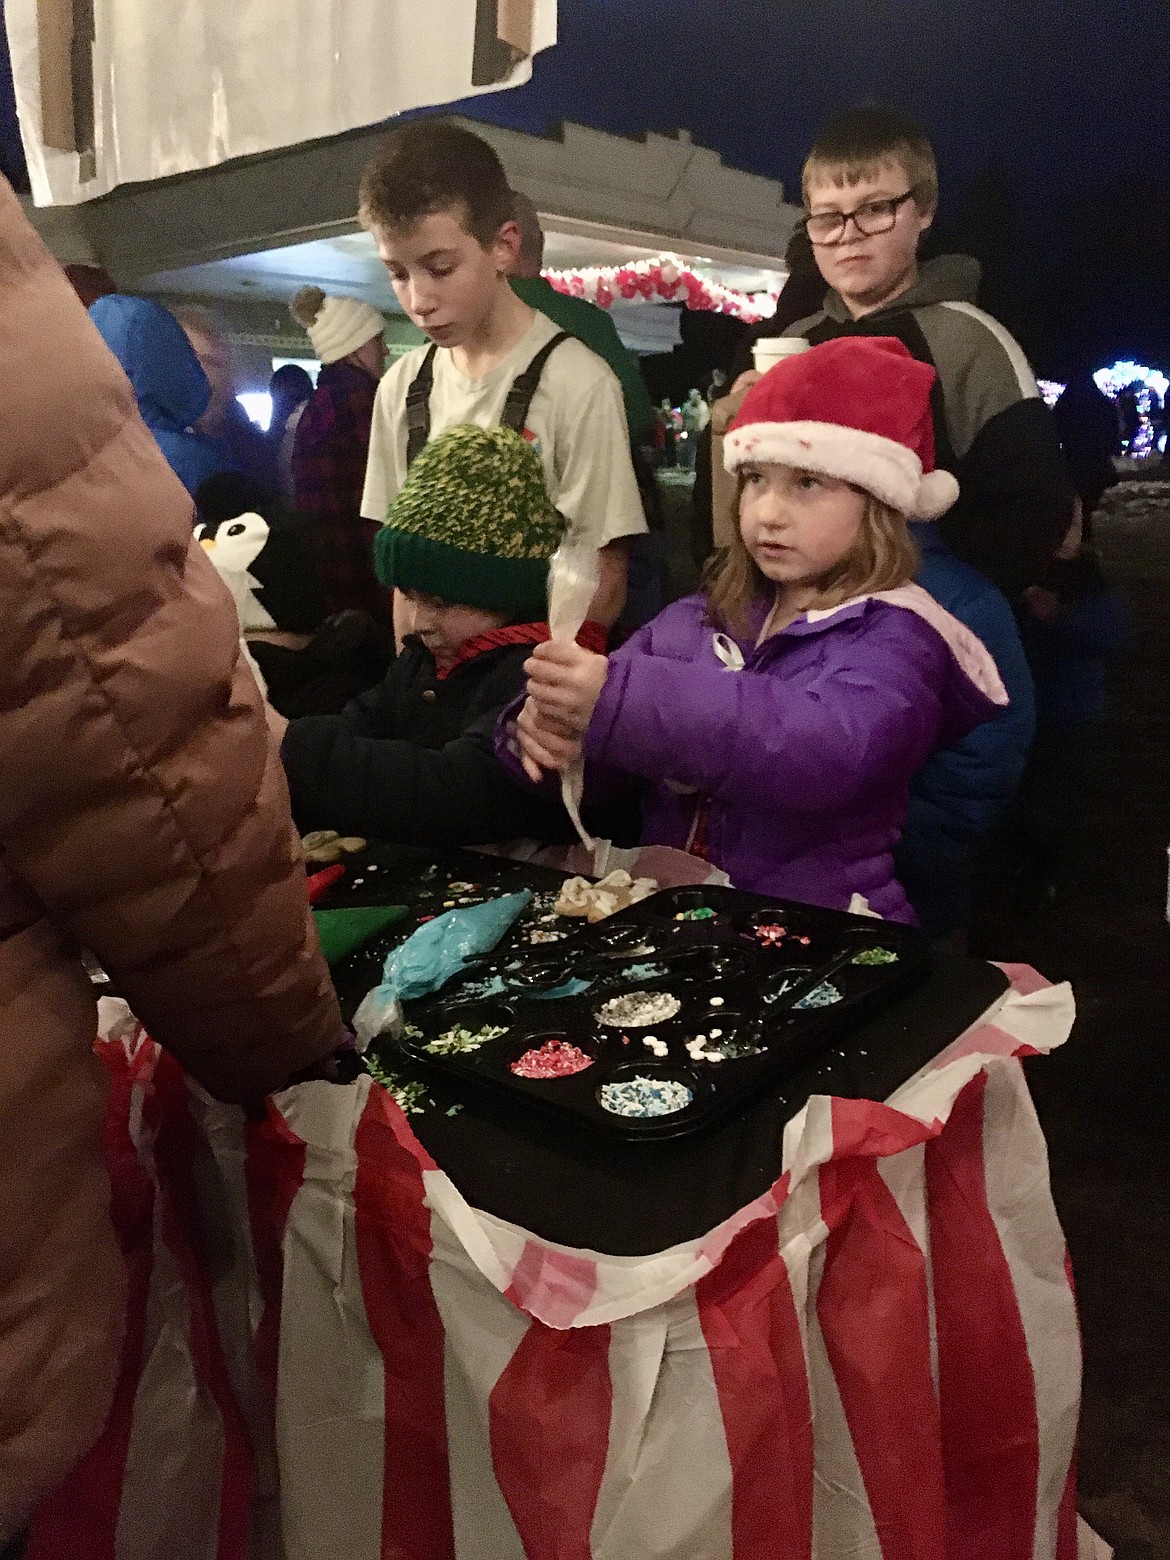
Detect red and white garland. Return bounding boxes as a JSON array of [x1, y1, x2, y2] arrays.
[[544, 254, 779, 324]]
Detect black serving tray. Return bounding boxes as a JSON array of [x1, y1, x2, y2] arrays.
[[391, 883, 930, 1140]]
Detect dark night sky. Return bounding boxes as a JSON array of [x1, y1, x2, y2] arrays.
[[3, 2, 1167, 374], [456, 0, 1170, 377]]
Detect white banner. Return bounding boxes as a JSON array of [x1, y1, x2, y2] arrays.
[[6, 0, 556, 205]]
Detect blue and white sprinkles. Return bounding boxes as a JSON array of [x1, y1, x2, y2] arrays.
[[794, 980, 843, 1010], [599, 1075, 694, 1117]]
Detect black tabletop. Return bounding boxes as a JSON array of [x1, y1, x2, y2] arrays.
[[321, 845, 1008, 1256]]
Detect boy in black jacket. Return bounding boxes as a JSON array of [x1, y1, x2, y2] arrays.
[[277, 424, 581, 846]]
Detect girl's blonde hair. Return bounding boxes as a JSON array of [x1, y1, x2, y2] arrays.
[[704, 474, 919, 639]]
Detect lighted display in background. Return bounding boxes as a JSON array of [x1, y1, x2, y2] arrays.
[[1040, 361, 1167, 457], [1092, 360, 1168, 403]]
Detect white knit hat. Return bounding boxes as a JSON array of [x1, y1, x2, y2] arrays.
[[290, 287, 385, 365]]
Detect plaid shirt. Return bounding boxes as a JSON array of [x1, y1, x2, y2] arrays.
[[292, 361, 391, 623]]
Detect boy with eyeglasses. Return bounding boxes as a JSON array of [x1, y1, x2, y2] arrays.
[[781, 105, 1071, 604], [750, 106, 1066, 937]]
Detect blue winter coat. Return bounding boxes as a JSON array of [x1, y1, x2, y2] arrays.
[[894, 523, 1037, 934], [1018, 564, 1130, 730], [576, 585, 1006, 923], [88, 295, 231, 497]]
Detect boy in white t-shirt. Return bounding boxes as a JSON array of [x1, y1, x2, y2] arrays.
[[358, 121, 647, 630]]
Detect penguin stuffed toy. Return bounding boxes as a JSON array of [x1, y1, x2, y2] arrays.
[[196, 510, 279, 632], [194, 473, 386, 717], [194, 474, 324, 637]]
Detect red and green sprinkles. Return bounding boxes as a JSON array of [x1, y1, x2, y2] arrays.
[[599, 1076, 694, 1117]]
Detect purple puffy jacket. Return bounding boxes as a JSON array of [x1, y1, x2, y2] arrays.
[[504, 586, 1007, 924]]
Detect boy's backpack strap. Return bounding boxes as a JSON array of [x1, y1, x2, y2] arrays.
[[404, 345, 439, 469], [501, 332, 572, 435]]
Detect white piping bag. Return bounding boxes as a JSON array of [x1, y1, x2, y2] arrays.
[[546, 536, 600, 854]]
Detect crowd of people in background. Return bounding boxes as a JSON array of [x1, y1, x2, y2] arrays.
[[0, 100, 1138, 1543], [61, 105, 1134, 934], [58, 105, 1137, 933]]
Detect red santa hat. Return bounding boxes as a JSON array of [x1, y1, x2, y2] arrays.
[[723, 336, 960, 520]]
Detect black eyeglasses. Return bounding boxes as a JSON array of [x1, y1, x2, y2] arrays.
[[804, 189, 919, 246]]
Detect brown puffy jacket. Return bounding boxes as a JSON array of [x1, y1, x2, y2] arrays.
[[0, 179, 343, 1536]]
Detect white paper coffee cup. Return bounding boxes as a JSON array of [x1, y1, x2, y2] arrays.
[[752, 336, 811, 374]]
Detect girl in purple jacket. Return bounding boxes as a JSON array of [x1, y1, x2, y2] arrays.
[[512, 338, 1008, 922]]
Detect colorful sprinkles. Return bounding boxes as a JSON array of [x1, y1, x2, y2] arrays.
[[751, 923, 786, 946], [749, 922, 813, 949], [599, 1076, 693, 1117], [374, 868, 912, 1132], [510, 1040, 594, 1079], [711, 1034, 764, 1060]]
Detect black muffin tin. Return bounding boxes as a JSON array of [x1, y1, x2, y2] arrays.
[[390, 884, 930, 1140]]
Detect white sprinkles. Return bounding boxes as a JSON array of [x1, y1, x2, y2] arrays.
[[595, 990, 681, 1028]]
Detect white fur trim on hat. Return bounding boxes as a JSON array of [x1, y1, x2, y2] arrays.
[[723, 419, 959, 520], [302, 295, 385, 365]]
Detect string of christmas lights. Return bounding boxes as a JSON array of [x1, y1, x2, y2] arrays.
[[543, 254, 779, 324]]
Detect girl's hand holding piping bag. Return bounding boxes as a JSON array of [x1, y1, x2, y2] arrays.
[[518, 640, 609, 781]]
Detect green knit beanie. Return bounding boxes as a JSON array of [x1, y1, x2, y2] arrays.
[[375, 424, 564, 618]]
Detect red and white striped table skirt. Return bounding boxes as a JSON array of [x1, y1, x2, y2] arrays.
[[30, 966, 1111, 1560]]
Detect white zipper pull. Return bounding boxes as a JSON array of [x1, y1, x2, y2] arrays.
[[712, 632, 745, 670]]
